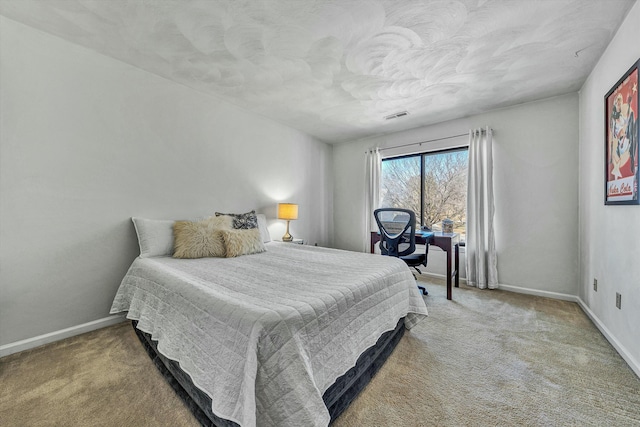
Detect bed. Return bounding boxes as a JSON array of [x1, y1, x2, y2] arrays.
[[110, 240, 428, 427]]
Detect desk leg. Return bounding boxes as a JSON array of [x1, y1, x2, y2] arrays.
[[446, 245, 452, 300], [370, 232, 379, 254], [455, 243, 460, 288]]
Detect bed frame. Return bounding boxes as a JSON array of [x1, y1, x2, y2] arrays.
[[133, 317, 405, 426]]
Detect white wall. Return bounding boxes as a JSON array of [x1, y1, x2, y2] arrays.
[[333, 94, 579, 295], [578, 1, 640, 371], [0, 17, 333, 347]]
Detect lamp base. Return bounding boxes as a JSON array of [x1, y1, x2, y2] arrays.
[[282, 220, 293, 242]]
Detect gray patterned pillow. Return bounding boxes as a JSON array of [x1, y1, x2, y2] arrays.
[[215, 210, 258, 229]]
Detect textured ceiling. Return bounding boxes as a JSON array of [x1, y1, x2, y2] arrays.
[[0, 0, 635, 143]]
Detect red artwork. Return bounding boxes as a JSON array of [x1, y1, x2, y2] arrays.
[[605, 60, 639, 205]]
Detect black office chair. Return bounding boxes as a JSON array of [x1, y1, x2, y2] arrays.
[[374, 208, 428, 295]]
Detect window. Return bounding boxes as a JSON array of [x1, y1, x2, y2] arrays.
[[380, 148, 468, 240]]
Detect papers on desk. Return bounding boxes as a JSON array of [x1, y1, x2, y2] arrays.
[[416, 231, 434, 239]]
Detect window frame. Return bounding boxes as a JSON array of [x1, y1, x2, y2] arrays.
[[381, 146, 469, 231]]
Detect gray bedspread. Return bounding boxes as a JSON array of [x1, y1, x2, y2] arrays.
[[110, 242, 428, 427]]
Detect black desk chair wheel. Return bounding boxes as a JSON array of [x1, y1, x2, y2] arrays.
[[374, 208, 428, 295]]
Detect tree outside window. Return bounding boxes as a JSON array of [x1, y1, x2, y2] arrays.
[[380, 149, 468, 240]]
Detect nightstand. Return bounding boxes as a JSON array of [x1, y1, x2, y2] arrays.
[[281, 238, 304, 245]]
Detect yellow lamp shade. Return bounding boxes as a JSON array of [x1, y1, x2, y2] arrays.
[[277, 203, 298, 220]]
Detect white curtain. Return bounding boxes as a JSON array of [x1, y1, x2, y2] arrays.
[[364, 148, 381, 252], [466, 127, 498, 289]]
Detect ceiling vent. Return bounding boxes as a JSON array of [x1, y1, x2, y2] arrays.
[[385, 111, 409, 120]]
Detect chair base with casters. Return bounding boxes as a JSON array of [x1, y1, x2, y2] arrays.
[[373, 208, 429, 296], [401, 251, 428, 295]]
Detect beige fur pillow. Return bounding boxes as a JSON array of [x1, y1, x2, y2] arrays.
[[173, 216, 232, 259], [221, 228, 266, 258]]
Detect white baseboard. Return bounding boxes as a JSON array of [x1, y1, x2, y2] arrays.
[[498, 283, 579, 302], [0, 314, 126, 358], [575, 298, 640, 379]]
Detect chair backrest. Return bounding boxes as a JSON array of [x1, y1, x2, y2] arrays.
[[373, 208, 417, 257]]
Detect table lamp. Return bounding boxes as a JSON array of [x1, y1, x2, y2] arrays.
[[277, 203, 298, 242]]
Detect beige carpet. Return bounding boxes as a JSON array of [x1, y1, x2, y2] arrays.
[[2, 277, 639, 426]]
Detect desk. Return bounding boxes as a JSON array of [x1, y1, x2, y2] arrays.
[[370, 231, 460, 300]]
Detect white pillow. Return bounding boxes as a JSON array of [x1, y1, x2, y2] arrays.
[[132, 217, 175, 258], [256, 213, 271, 243]]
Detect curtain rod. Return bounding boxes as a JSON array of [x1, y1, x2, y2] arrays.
[[368, 128, 491, 153]]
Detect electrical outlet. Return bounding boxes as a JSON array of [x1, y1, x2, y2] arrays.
[[616, 293, 622, 309], [593, 278, 597, 291]]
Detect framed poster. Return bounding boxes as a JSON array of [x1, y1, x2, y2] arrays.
[[605, 59, 639, 205]]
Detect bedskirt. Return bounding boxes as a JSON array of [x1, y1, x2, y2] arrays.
[[133, 317, 406, 426]]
